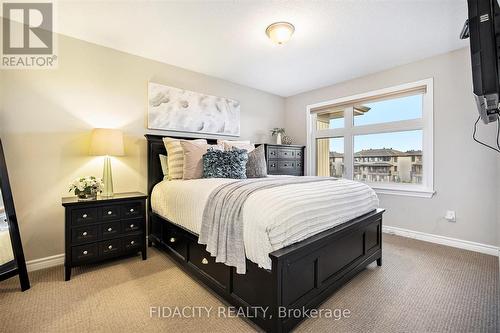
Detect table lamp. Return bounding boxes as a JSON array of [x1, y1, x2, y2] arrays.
[[89, 128, 124, 197]]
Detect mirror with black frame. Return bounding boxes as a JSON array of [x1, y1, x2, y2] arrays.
[[0, 138, 30, 291]]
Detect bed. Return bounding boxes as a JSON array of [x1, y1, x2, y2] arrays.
[[146, 134, 384, 333]]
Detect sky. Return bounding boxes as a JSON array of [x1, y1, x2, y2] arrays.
[[328, 94, 423, 153]]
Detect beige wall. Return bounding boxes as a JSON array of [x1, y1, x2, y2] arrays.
[[285, 48, 499, 246], [0, 35, 285, 261], [1, 36, 497, 261]]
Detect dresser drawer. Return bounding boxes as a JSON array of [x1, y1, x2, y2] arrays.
[[71, 208, 98, 225], [123, 235, 142, 251], [100, 238, 122, 256], [295, 150, 303, 159], [278, 160, 295, 170], [122, 218, 142, 234], [189, 242, 229, 288], [72, 243, 99, 263], [71, 225, 99, 244], [295, 161, 303, 175], [101, 221, 122, 239], [268, 160, 278, 172], [268, 148, 279, 159], [122, 202, 143, 219], [98, 205, 120, 220], [278, 149, 295, 159]]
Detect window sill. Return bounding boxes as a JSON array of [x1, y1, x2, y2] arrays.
[[368, 184, 435, 198]]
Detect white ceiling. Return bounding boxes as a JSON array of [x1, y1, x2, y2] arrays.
[[55, 0, 469, 97]]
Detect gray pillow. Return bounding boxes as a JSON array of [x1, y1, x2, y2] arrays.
[[202, 148, 248, 179], [246, 145, 267, 178]]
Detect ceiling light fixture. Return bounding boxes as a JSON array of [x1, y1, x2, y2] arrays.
[[265, 22, 295, 45]]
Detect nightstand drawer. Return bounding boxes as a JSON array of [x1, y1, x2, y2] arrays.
[[100, 239, 122, 256], [99, 205, 120, 220], [123, 235, 142, 251], [101, 221, 122, 239], [72, 225, 99, 244], [71, 208, 98, 225], [72, 243, 99, 263], [122, 218, 142, 234], [122, 202, 143, 219]]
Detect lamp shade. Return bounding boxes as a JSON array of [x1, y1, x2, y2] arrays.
[[89, 128, 124, 156]]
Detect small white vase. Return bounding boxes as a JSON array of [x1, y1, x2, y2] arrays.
[[276, 133, 282, 145]]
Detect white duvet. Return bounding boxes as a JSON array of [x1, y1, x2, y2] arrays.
[[151, 176, 379, 270]]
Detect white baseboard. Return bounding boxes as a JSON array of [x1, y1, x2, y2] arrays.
[[383, 225, 499, 257], [25, 235, 150, 272], [26, 253, 64, 272]]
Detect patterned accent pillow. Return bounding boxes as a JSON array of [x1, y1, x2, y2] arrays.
[[162, 137, 207, 180], [203, 148, 248, 179], [246, 145, 267, 178]]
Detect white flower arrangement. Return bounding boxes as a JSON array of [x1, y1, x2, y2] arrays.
[[69, 176, 104, 198]]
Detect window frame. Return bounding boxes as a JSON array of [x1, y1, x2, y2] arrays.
[[306, 78, 434, 198]]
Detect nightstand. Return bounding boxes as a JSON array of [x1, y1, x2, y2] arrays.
[[62, 192, 147, 281]]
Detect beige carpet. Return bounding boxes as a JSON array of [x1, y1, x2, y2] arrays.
[[0, 234, 498, 333]]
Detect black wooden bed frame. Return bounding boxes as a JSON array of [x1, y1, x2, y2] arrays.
[[146, 134, 384, 333]]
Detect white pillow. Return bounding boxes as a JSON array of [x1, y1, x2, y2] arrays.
[[218, 139, 255, 152], [217, 139, 250, 145], [162, 137, 207, 180], [159, 154, 169, 180]]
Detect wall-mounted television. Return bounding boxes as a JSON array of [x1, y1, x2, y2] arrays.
[[462, 0, 500, 124]]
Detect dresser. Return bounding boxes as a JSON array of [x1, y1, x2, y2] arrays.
[[62, 192, 147, 281], [260, 144, 305, 176]]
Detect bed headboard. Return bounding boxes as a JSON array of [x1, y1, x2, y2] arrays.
[[145, 134, 218, 199]]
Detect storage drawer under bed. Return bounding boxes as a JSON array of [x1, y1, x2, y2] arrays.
[[189, 242, 229, 288]]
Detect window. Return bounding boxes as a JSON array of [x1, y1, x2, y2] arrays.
[[306, 79, 434, 198]]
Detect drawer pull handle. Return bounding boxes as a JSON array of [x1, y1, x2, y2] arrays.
[[82, 231, 88, 236], [83, 250, 88, 255], [107, 211, 112, 215], [108, 245, 113, 249], [107, 228, 113, 232], [129, 208, 134, 212], [82, 214, 88, 218], [201, 258, 208, 265], [130, 224, 135, 228], [130, 241, 135, 245], [169, 237, 176, 243]]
